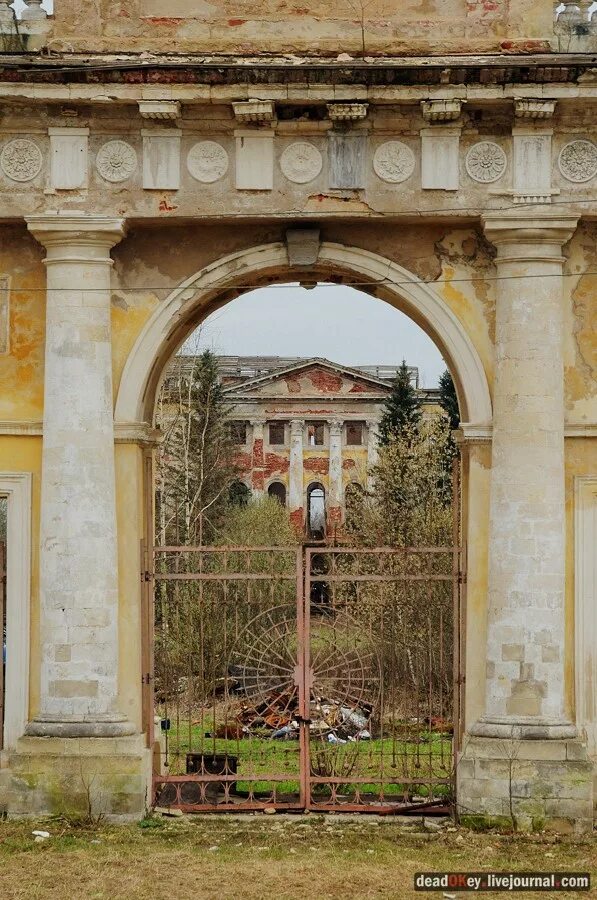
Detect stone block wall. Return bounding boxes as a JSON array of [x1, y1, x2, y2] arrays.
[[458, 737, 594, 834]]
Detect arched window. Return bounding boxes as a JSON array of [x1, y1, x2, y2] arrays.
[[229, 480, 251, 507], [307, 482, 326, 539], [267, 482, 287, 506]]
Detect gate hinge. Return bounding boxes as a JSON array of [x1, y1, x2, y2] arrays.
[[142, 570, 153, 583], [142, 673, 152, 685], [458, 572, 467, 585]]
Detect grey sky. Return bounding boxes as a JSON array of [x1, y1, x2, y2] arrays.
[[192, 284, 446, 388]]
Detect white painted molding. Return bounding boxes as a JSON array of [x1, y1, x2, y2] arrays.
[[0, 472, 31, 749], [574, 475, 597, 756], [115, 242, 493, 428]]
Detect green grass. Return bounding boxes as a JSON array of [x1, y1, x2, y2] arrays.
[[0, 816, 594, 900], [158, 719, 453, 801]]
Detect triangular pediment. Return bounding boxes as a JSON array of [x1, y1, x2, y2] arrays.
[[223, 358, 392, 399]]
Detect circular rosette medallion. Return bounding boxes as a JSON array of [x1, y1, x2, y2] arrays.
[[187, 141, 229, 183], [280, 142, 323, 184], [465, 141, 507, 184], [96, 140, 137, 183], [558, 140, 597, 183], [373, 141, 415, 184], [0, 139, 43, 183]]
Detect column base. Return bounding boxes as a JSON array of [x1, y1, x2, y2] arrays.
[[457, 735, 594, 834], [0, 734, 151, 822], [26, 714, 136, 739], [470, 716, 577, 740]]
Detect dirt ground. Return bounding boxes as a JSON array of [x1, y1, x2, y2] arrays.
[[0, 814, 594, 900]]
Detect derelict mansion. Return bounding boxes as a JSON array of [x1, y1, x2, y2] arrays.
[[163, 356, 437, 533]]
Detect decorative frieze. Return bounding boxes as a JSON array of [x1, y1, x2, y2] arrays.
[[421, 127, 460, 190], [512, 127, 552, 202], [465, 141, 507, 184], [327, 102, 368, 122], [96, 140, 137, 183], [421, 99, 463, 123], [0, 138, 43, 182], [235, 130, 274, 190], [187, 141, 229, 183], [558, 139, 597, 183], [372, 141, 415, 184], [280, 142, 323, 184], [142, 131, 181, 190], [514, 98, 557, 120], [48, 128, 89, 190], [232, 100, 275, 124], [138, 101, 181, 121], [328, 133, 366, 189]]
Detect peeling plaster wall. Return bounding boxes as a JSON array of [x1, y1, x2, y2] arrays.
[[48, 0, 555, 55], [0, 214, 594, 740]]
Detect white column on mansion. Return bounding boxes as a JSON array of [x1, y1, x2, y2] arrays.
[[328, 419, 343, 525], [366, 419, 380, 490], [472, 210, 578, 739], [250, 418, 265, 498], [26, 213, 134, 738], [289, 418, 304, 526]]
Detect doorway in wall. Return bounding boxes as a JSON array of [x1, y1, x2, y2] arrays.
[[143, 275, 467, 814]]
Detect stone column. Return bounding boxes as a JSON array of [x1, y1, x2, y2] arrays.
[[366, 419, 379, 490], [250, 419, 265, 498], [472, 210, 578, 739], [328, 419, 343, 526], [289, 418, 304, 530], [26, 213, 133, 738]]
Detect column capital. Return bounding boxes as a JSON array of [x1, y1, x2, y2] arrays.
[[26, 213, 126, 258], [290, 418, 304, 430], [482, 210, 578, 261], [329, 419, 343, 435]]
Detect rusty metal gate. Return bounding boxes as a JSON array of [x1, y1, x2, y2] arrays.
[[145, 539, 465, 814]]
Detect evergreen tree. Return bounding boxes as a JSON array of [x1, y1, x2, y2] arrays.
[[156, 349, 237, 546], [378, 360, 421, 446], [438, 369, 460, 430]]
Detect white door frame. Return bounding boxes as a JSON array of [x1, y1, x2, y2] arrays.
[[0, 472, 31, 750]]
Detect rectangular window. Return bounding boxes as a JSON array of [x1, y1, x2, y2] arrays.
[[346, 422, 364, 446], [229, 421, 247, 444], [307, 422, 325, 446], [268, 422, 286, 446]]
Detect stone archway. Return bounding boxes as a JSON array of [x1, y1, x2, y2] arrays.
[[115, 242, 492, 430]]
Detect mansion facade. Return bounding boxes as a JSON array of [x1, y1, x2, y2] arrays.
[[221, 356, 437, 534]]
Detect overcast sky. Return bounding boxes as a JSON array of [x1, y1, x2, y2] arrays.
[[190, 284, 446, 388]]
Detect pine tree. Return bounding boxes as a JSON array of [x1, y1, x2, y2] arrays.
[[438, 369, 460, 430], [378, 360, 421, 446], [156, 349, 237, 546]]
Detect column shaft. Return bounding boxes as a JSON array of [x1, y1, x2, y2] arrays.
[[26, 214, 133, 737], [366, 419, 379, 490], [289, 419, 304, 529], [250, 419, 265, 497], [474, 211, 578, 739], [328, 420, 343, 525]]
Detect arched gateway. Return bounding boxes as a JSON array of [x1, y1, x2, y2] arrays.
[[0, 212, 593, 826], [0, 0, 596, 832]]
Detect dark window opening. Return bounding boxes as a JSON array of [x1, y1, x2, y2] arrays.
[[267, 482, 287, 506], [229, 480, 251, 507], [229, 421, 247, 445], [307, 422, 325, 447], [307, 482, 326, 539], [346, 422, 364, 446], [268, 422, 286, 446]]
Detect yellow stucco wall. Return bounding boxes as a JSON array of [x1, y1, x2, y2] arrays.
[[0, 221, 594, 732]]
